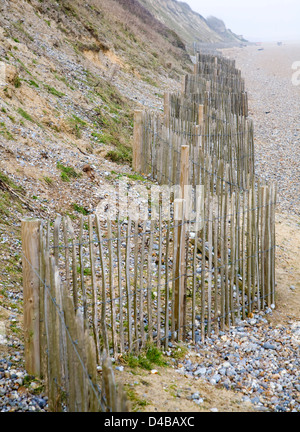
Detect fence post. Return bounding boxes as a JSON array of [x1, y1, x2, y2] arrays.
[[181, 75, 187, 94], [174, 145, 189, 341], [164, 92, 170, 128], [198, 104, 204, 128], [133, 110, 143, 173], [21, 218, 41, 377]]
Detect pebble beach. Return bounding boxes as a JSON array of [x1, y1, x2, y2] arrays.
[[1, 40, 300, 412], [175, 310, 300, 412], [170, 41, 300, 412], [224, 41, 300, 215]]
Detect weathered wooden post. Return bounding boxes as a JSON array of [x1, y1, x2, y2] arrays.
[[181, 75, 187, 94], [174, 145, 189, 341], [164, 92, 170, 128], [214, 67, 218, 81], [21, 218, 41, 376], [133, 110, 143, 173], [198, 104, 204, 128]]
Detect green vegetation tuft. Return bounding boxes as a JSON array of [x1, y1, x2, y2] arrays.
[[0, 171, 23, 193], [27, 79, 39, 88], [106, 143, 132, 164], [76, 265, 92, 276], [170, 343, 188, 360], [145, 345, 167, 367], [13, 75, 21, 88], [0, 171, 24, 224], [0, 122, 14, 140], [125, 387, 148, 412], [123, 344, 167, 371], [43, 176, 53, 186], [17, 108, 34, 123], [72, 203, 89, 215], [126, 173, 145, 181], [67, 115, 87, 139], [56, 162, 81, 182], [44, 84, 65, 98]]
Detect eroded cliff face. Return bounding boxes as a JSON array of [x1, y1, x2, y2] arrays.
[[139, 0, 244, 45], [0, 0, 195, 265]]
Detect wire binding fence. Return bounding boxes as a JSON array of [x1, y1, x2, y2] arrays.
[[20, 49, 277, 413], [131, 50, 277, 343], [23, 182, 276, 361], [21, 219, 129, 413]]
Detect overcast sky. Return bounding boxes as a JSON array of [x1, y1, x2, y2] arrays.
[[183, 0, 300, 42]]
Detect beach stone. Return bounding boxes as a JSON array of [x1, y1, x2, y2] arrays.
[[194, 367, 207, 376], [262, 342, 277, 350]]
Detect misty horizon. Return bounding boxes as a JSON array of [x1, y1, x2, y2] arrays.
[[183, 0, 300, 43]]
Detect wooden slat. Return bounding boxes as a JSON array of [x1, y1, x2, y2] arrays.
[[133, 220, 139, 351], [271, 184, 277, 306], [21, 218, 41, 377], [39, 228, 47, 380], [48, 256, 62, 411], [200, 199, 206, 342], [67, 217, 80, 321], [220, 178, 225, 331], [224, 170, 229, 327], [241, 191, 246, 319], [117, 217, 125, 354], [133, 110, 143, 172], [171, 216, 177, 341], [265, 186, 271, 307], [207, 200, 213, 336], [74, 308, 88, 412], [85, 330, 100, 412], [95, 215, 109, 354], [157, 203, 162, 347], [247, 188, 252, 314], [213, 215, 219, 334], [107, 218, 118, 356], [125, 217, 133, 351], [164, 218, 171, 350], [139, 220, 147, 349], [53, 216, 61, 267], [235, 192, 241, 320], [62, 217, 70, 291], [229, 193, 236, 325], [260, 186, 266, 309], [102, 350, 116, 412], [191, 218, 198, 343], [147, 220, 154, 344], [88, 215, 101, 363], [78, 216, 85, 314]]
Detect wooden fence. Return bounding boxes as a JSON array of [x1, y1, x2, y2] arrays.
[[21, 218, 129, 412], [131, 52, 276, 341], [136, 108, 254, 190], [22, 181, 276, 373], [20, 51, 276, 412]]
